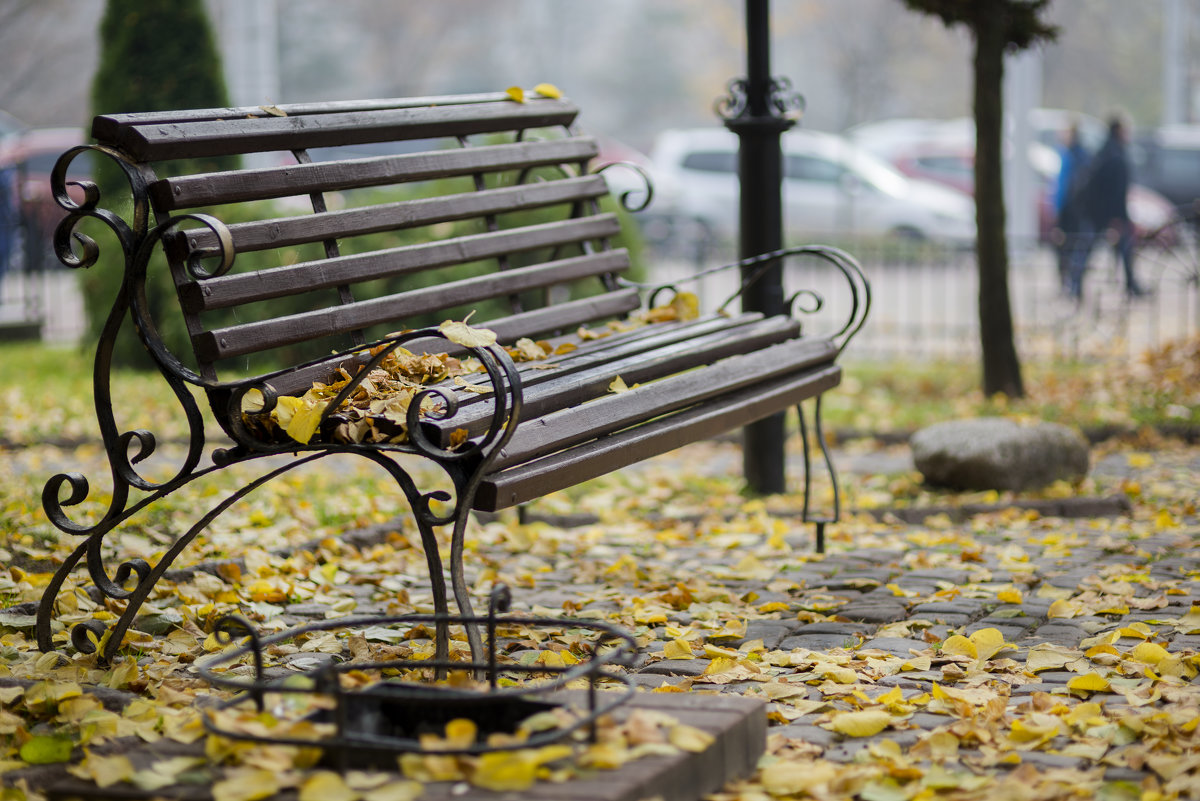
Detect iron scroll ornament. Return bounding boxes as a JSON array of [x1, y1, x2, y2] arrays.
[[714, 76, 806, 122], [37, 207, 525, 663]]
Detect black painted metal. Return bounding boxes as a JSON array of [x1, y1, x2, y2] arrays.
[[33, 94, 867, 673], [34, 143, 526, 664], [196, 586, 637, 768], [718, 0, 805, 495]]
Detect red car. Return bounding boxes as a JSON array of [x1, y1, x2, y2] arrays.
[[0, 127, 87, 271]]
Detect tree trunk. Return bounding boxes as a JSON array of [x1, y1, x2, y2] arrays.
[[973, 17, 1025, 398]]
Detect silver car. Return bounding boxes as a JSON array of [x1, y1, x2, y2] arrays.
[[640, 127, 977, 249]]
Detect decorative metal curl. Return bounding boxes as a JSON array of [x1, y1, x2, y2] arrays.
[[714, 78, 751, 120], [70, 620, 107, 656], [714, 76, 806, 121], [49, 145, 150, 271], [788, 288, 824, 317], [592, 161, 654, 213]]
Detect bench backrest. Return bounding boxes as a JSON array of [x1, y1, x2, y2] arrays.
[[92, 93, 637, 386]]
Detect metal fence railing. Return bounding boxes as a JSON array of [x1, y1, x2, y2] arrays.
[[3, 226, 1197, 361], [648, 232, 1198, 364]]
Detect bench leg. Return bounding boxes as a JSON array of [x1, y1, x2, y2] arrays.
[[449, 510, 483, 663], [38, 454, 330, 662], [797, 395, 840, 554]]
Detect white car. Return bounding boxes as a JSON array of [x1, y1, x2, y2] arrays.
[[639, 127, 977, 248]]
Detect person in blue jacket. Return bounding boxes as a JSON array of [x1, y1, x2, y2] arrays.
[[1053, 123, 1089, 293]]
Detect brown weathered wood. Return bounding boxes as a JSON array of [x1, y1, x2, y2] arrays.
[[489, 338, 838, 467], [253, 288, 646, 397], [192, 252, 631, 362], [96, 98, 578, 161], [151, 138, 600, 210], [94, 92, 545, 132], [179, 216, 624, 312], [474, 364, 842, 511], [428, 315, 804, 443], [183, 176, 611, 255]]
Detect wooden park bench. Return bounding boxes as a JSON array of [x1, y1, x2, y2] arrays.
[[35, 90, 869, 664]]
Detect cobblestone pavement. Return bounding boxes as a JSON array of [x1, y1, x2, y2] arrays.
[[257, 440, 1200, 794], [6, 439, 1197, 798]]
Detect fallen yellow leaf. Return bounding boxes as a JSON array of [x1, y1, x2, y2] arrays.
[[470, 751, 537, 792], [439, 318, 497, 348], [533, 82, 562, 98], [997, 587, 1023, 604], [1127, 641, 1170, 666], [299, 772, 357, 801], [1067, 672, 1111, 694], [827, 709, 893, 737]]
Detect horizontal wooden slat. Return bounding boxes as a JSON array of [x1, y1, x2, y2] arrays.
[[151, 138, 600, 210], [185, 175, 610, 255], [427, 315, 801, 443], [474, 364, 843, 511], [193, 252, 631, 361], [252, 289, 644, 396], [392, 290, 644, 358], [490, 338, 838, 469], [94, 92, 549, 131], [181, 216, 623, 312], [97, 99, 578, 161]]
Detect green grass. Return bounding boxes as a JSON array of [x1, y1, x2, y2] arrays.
[[3, 337, 1195, 451]]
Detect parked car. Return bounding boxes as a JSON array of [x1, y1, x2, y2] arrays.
[[1131, 125, 1200, 210], [849, 116, 1175, 245], [640, 127, 977, 250], [0, 127, 88, 271]]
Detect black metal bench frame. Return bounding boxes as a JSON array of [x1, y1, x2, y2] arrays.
[[35, 91, 869, 665]]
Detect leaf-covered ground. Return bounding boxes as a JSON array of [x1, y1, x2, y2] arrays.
[[0, 339, 1198, 800]]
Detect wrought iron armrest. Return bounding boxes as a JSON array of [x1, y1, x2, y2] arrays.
[[618, 245, 871, 355], [213, 328, 524, 470]]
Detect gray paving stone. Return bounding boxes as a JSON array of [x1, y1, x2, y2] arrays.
[[876, 671, 943, 688], [639, 659, 710, 677], [910, 612, 972, 627], [908, 712, 955, 728], [837, 602, 910, 624], [792, 622, 874, 635], [910, 600, 992, 616], [771, 723, 836, 748], [1016, 751, 1088, 770], [978, 613, 1040, 629], [823, 740, 873, 762], [731, 620, 798, 650], [858, 636, 930, 656], [779, 633, 863, 651], [904, 568, 973, 585]]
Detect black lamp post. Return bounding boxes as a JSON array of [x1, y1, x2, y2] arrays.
[[718, 0, 803, 495]]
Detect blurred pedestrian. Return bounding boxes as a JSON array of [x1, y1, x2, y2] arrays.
[[1053, 122, 1089, 293], [1067, 113, 1146, 300]]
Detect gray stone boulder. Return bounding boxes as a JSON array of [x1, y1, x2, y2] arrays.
[[910, 417, 1089, 491]]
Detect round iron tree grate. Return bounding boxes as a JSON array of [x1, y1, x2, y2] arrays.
[[196, 585, 638, 769]]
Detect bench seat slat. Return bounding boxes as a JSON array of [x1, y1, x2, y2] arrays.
[[151, 138, 601, 210], [239, 288, 645, 396], [474, 363, 843, 512], [490, 337, 838, 469], [181, 216, 623, 312], [429, 315, 801, 443], [194, 252, 632, 361], [98, 98, 579, 161], [185, 176, 610, 255]]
